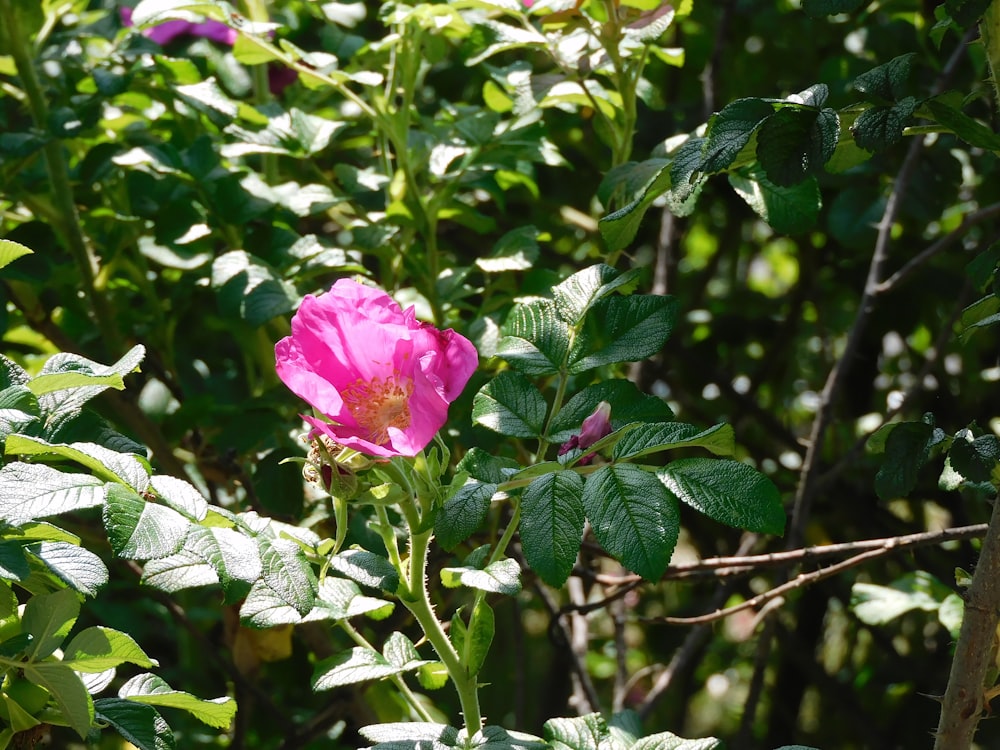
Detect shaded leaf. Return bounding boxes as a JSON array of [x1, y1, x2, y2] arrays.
[[519, 471, 585, 587]]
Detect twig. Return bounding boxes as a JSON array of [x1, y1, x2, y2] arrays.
[[649, 546, 887, 626], [583, 524, 987, 588], [874, 202, 1000, 295]]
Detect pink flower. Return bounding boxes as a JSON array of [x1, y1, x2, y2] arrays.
[[275, 280, 479, 457], [558, 401, 613, 465], [120, 6, 237, 45]]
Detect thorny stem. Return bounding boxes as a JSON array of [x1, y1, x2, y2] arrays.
[[389, 481, 482, 735], [401, 522, 484, 736]]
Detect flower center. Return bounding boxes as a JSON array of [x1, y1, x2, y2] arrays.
[[341, 375, 414, 446]]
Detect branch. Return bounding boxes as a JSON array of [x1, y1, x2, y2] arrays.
[[650, 546, 888, 626], [933, 498, 1000, 749], [874, 202, 1000, 296], [585, 524, 987, 587]]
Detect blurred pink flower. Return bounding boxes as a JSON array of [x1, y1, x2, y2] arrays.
[[559, 401, 612, 464], [275, 280, 479, 457], [120, 6, 237, 45]]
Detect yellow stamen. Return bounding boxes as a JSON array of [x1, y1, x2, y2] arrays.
[[341, 375, 413, 445]]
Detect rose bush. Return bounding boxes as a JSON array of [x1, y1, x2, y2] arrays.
[[275, 279, 478, 457]]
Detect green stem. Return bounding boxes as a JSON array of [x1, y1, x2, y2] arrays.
[[487, 497, 521, 566], [375, 506, 404, 575], [402, 526, 483, 735], [0, 0, 121, 353]]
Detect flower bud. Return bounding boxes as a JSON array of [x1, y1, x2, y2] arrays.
[[559, 401, 613, 465]]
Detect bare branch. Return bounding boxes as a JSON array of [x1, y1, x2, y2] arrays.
[[934, 499, 1000, 749], [874, 202, 1000, 296], [650, 546, 887, 626]]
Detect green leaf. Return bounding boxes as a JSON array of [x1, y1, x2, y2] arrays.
[[0, 463, 105, 526], [212, 250, 297, 326], [417, 662, 449, 691], [519, 471, 585, 587], [476, 226, 542, 272], [22, 587, 80, 660], [456, 448, 520, 484], [312, 647, 403, 690], [312, 577, 395, 621], [64, 626, 156, 672], [851, 99, 917, 151], [451, 599, 494, 676], [141, 550, 221, 593], [131, 0, 228, 25], [755, 107, 839, 186], [657, 458, 785, 535], [728, 171, 821, 234], [949, 431, 1000, 482], [103, 485, 191, 561], [258, 536, 316, 616], [240, 580, 303, 626], [922, 96, 1000, 151], [185, 526, 262, 588], [945, 0, 992, 25], [472, 371, 547, 438], [25, 542, 109, 597], [0, 240, 33, 270], [358, 722, 460, 748], [118, 673, 236, 729], [27, 372, 125, 397], [631, 733, 722, 750], [612, 422, 735, 460], [702, 98, 775, 173], [94, 698, 174, 750], [874, 421, 936, 500], [4, 435, 149, 492], [568, 294, 678, 372], [666, 137, 709, 216], [0, 541, 29, 581], [436, 482, 497, 551], [23, 662, 92, 739], [802, 0, 865, 16], [960, 294, 1000, 336], [149, 475, 208, 521], [853, 54, 917, 101], [544, 713, 608, 750], [36, 346, 144, 424], [175, 78, 238, 127], [496, 300, 571, 375], [583, 465, 680, 581], [598, 163, 672, 253], [965, 242, 1000, 290], [440, 558, 521, 595], [851, 571, 953, 625], [549, 380, 674, 442], [552, 265, 641, 325], [327, 550, 399, 592]]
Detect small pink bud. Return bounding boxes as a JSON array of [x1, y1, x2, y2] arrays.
[[577, 401, 613, 450], [558, 401, 613, 465]]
